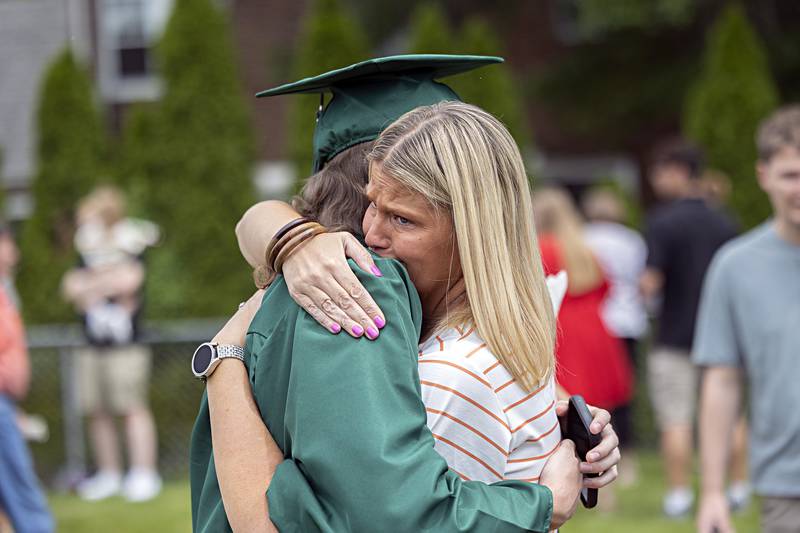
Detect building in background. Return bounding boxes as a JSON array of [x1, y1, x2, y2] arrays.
[[0, 0, 308, 220]]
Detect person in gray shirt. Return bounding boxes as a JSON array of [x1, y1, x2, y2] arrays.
[[695, 105, 800, 533]]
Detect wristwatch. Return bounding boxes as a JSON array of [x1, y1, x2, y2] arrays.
[[191, 342, 245, 380]]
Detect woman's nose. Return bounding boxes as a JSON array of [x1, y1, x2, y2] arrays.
[[364, 217, 390, 249]]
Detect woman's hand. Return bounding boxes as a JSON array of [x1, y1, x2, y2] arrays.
[[212, 290, 266, 348], [555, 400, 621, 489], [282, 232, 386, 339], [539, 439, 582, 529]]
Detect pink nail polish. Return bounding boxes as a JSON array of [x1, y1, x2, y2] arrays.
[[352, 325, 364, 336], [330, 323, 341, 334], [374, 316, 386, 329], [370, 265, 383, 277], [366, 326, 379, 339]]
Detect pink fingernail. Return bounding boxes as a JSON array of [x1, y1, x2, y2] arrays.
[[352, 325, 364, 336], [370, 265, 383, 277], [366, 326, 379, 339], [330, 323, 341, 334], [374, 316, 386, 329]]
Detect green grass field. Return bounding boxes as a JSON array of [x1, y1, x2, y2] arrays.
[[48, 453, 759, 532]]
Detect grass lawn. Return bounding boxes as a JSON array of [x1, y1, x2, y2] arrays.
[[48, 453, 759, 532]]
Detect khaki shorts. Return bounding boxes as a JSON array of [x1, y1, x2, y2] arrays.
[[762, 496, 800, 533], [647, 347, 698, 428], [76, 344, 152, 415]]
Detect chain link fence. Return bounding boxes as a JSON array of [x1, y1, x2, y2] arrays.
[[20, 319, 225, 488]]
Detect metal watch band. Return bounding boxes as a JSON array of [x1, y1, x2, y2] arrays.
[[216, 344, 245, 362]]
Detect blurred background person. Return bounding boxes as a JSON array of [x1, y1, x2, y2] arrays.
[[61, 186, 161, 502], [582, 187, 648, 484], [0, 222, 54, 533], [695, 105, 800, 533], [533, 187, 634, 433], [640, 140, 746, 518]]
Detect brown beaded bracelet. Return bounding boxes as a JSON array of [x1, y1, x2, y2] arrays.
[[268, 222, 322, 271], [264, 217, 311, 266], [273, 225, 328, 274]]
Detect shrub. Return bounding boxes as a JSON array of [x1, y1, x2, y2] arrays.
[[17, 49, 105, 323], [684, 4, 778, 228]]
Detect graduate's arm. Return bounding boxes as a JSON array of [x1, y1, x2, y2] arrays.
[[206, 291, 281, 533], [267, 260, 557, 533], [235, 202, 384, 336]]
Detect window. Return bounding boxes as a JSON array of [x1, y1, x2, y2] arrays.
[[98, 0, 172, 101]]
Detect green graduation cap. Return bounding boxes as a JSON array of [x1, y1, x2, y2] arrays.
[[257, 54, 503, 172]]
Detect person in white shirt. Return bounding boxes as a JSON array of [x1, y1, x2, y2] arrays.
[[582, 188, 647, 484]]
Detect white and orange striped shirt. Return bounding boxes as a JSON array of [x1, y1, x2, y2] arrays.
[[418, 326, 561, 484]]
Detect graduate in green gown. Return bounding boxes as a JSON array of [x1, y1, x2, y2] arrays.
[[190, 55, 618, 533]]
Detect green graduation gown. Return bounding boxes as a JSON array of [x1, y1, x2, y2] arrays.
[[190, 256, 554, 532]]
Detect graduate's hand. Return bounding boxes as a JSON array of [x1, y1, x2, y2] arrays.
[[540, 439, 582, 529], [282, 232, 386, 339], [212, 290, 265, 348], [555, 400, 620, 489]]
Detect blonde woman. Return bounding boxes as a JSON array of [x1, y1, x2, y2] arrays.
[[193, 103, 621, 532], [532, 187, 633, 412]]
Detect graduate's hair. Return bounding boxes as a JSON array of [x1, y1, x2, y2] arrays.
[[368, 101, 556, 390], [757, 105, 800, 162], [533, 187, 603, 295], [294, 141, 374, 238]]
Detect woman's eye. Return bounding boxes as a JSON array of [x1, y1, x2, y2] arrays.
[[394, 215, 412, 226], [368, 201, 377, 210]]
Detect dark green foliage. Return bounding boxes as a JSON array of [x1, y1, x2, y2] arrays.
[[286, 0, 370, 182], [408, 3, 455, 54], [450, 17, 531, 149], [132, 0, 256, 317], [578, 0, 694, 34], [684, 4, 778, 228], [17, 49, 105, 323], [408, 7, 531, 148]]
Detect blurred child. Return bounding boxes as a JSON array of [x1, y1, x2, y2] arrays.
[[61, 185, 162, 502]]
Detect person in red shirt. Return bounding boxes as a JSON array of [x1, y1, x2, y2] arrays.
[[532, 188, 633, 413], [0, 222, 53, 533]]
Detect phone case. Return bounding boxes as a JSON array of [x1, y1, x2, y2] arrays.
[[565, 395, 602, 508]]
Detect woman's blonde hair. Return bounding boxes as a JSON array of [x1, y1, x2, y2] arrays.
[[533, 187, 602, 295], [368, 101, 556, 390]]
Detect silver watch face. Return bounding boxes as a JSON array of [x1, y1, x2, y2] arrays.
[[192, 344, 215, 377]]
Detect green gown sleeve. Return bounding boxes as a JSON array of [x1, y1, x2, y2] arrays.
[[261, 257, 554, 532]]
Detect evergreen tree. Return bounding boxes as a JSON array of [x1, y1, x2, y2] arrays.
[[286, 0, 370, 182], [17, 49, 105, 323], [408, 3, 456, 54], [451, 17, 531, 149], [142, 0, 256, 317], [684, 3, 778, 228]]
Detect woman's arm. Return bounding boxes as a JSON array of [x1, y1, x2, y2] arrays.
[[207, 291, 282, 533], [236, 201, 301, 268], [236, 201, 385, 338]]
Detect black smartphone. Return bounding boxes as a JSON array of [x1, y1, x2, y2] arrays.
[[564, 395, 602, 508]]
